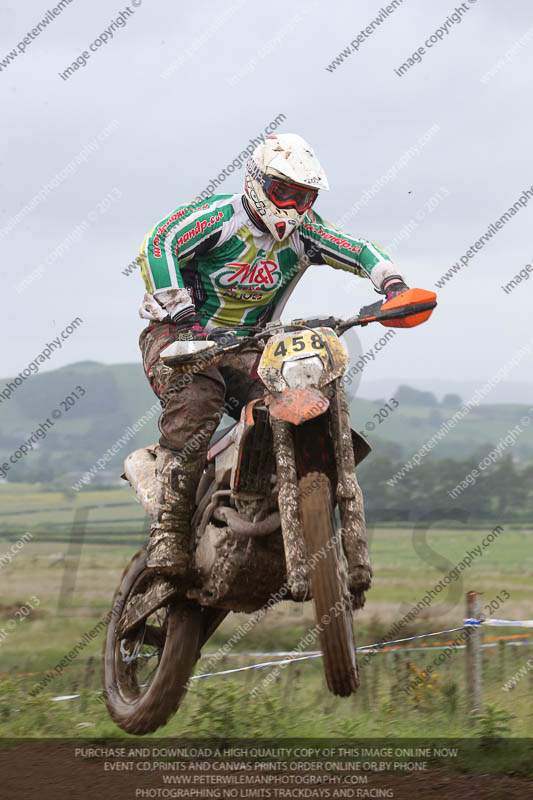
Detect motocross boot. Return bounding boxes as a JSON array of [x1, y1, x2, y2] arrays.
[[146, 446, 206, 576]]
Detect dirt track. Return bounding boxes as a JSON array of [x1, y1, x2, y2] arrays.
[[1, 743, 533, 800]]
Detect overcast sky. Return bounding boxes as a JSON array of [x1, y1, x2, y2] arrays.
[[2, 0, 532, 399]]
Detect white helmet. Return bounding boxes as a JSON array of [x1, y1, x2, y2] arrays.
[[244, 133, 329, 241]]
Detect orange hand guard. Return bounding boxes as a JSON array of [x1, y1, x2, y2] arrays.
[[379, 288, 437, 328]]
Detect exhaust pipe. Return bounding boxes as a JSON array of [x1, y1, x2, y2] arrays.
[[212, 506, 280, 537]]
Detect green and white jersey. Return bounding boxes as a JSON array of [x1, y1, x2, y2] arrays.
[[138, 193, 402, 331]]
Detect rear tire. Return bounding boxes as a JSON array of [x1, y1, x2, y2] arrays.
[[102, 550, 220, 735], [299, 472, 359, 696]]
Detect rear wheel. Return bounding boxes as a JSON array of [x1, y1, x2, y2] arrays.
[[299, 472, 359, 696], [102, 550, 225, 735]]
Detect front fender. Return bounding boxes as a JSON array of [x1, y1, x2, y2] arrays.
[[266, 387, 329, 426]]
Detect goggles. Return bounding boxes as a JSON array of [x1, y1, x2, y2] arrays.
[[263, 175, 318, 213]]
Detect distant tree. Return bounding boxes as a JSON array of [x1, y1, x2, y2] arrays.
[[441, 393, 462, 408], [486, 456, 527, 517], [359, 450, 531, 521], [380, 440, 404, 460], [368, 437, 404, 460], [396, 385, 438, 406]]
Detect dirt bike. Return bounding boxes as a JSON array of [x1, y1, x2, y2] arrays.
[[102, 288, 436, 734]]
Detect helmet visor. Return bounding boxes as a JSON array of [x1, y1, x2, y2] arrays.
[[265, 177, 318, 213]]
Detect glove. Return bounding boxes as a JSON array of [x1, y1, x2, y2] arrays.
[[382, 278, 409, 301], [172, 311, 207, 340]]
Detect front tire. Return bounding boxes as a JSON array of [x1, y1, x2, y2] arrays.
[[299, 472, 359, 696]]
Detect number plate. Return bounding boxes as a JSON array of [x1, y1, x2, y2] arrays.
[[261, 330, 327, 369], [258, 327, 348, 392]]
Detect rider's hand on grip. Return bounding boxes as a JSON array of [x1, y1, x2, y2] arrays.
[[383, 279, 409, 300], [173, 313, 207, 340]]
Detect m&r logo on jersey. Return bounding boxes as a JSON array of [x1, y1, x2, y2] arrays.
[[215, 260, 282, 291]]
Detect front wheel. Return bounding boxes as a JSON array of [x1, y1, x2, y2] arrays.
[[102, 550, 219, 735], [299, 472, 359, 696]]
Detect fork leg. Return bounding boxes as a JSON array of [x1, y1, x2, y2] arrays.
[[271, 418, 309, 601], [328, 380, 372, 608]]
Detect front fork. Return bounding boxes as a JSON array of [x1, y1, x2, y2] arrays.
[[271, 379, 371, 602], [271, 417, 308, 600], [328, 380, 372, 596]]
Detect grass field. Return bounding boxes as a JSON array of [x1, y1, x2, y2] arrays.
[[0, 485, 532, 755]]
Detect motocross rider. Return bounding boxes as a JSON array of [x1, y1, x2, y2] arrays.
[[137, 133, 408, 590]]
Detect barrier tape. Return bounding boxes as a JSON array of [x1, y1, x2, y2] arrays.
[[4, 617, 532, 698], [48, 634, 533, 702], [3, 633, 533, 683]]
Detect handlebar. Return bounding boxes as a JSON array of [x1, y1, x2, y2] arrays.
[[161, 289, 437, 367]]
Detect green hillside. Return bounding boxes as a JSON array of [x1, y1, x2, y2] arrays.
[[0, 361, 159, 483], [0, 361, 532, 485], [351, 392, 533, 462]]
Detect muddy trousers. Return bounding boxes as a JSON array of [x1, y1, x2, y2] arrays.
[[139, 322, 264, 574]]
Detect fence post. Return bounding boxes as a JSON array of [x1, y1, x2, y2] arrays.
[[465, 590, 482, 720]]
